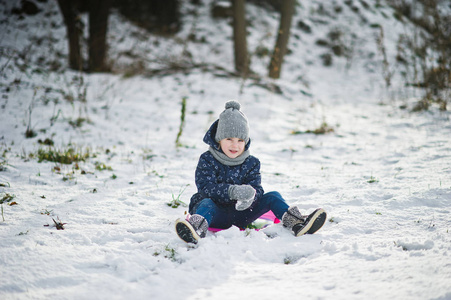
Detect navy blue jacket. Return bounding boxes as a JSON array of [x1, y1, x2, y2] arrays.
[[189, 120, 264, 213]]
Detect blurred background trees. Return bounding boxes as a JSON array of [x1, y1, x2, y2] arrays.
[[56, 0, 180, 73], [55, 0, 297, 78], [8, 0, 449, 109]]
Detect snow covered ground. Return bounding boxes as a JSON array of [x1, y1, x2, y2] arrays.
[[1, 0, 450, 299]]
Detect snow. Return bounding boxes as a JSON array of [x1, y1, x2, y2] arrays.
[[1, 0, 450, 299]]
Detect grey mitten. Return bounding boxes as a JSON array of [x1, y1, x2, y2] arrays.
[[229, 185, 256, 211]]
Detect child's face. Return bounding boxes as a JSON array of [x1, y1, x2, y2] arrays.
[[219, 138, 245, 158]]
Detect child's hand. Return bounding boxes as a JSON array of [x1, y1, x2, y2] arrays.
[[229, 185, 256, 211], [235, 197, 255, 211]]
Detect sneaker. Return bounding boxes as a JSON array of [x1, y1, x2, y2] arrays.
[[282, 207, 327, 237], [175, 214, 208, 244]]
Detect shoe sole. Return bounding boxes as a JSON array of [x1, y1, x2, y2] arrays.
[[295, 208, 327, 237], [307, 209, 327, 234], [175, 219, 200, 244]]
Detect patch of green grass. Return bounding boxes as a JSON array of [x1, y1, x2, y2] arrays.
[[283, 255, 301, 265], [150, 170, 164, 179], [164, 245, 177, 262], [40, 209, 53, 216], [35, 147, 90, 164], [153, 244, 179, 263], [167, 185, 189, 208], [69, 117, 86, 128], [37, 138, 54, 146], [94, 161, 113, 171], [367, 175, 379, 183], [141, 148, 156, 161], [0, 193, 15, 204], [62, 171, 76, 182], [245, 223, 260, 230], [0, 158, 8, 172], [1, 193, 16, 221], [291, 122, 335, 135], [175, 97, 187, 148], [25, 127, 37, 138]]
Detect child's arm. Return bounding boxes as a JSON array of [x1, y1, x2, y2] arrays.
[[194, 154, 264, 206], [194, 154, 234, 205], [228, 158, 263, 210], [241, 158, 264, 201]]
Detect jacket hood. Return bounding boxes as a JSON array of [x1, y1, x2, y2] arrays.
[[203, 120, 251, 151]]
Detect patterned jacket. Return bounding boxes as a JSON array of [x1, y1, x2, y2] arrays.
[[189, 120, 264, 213]]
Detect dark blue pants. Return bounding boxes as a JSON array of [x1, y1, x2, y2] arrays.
[[193, 191, 289, 229]]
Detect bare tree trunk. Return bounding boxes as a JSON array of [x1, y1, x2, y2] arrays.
[[268, 0, 295, 79], [88, 0, 111, 72], [57, 0, 82, 71], [152, 0, 180, 33], [232, 0, 248, 75]]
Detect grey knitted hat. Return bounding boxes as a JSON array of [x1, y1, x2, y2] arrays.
[[215, 100, 249, 143]]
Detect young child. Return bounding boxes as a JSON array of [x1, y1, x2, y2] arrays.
[[175, 100, 326, 244]]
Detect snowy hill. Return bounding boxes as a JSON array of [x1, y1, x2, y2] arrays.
[[1, 0, 450, 299]]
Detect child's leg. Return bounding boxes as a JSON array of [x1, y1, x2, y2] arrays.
[[232, 191, 289, 228], [259, 191, 290, 219], [194, 198, 234, 229]]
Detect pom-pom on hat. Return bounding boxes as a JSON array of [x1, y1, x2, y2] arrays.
[[215, 100, 250, 143]]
